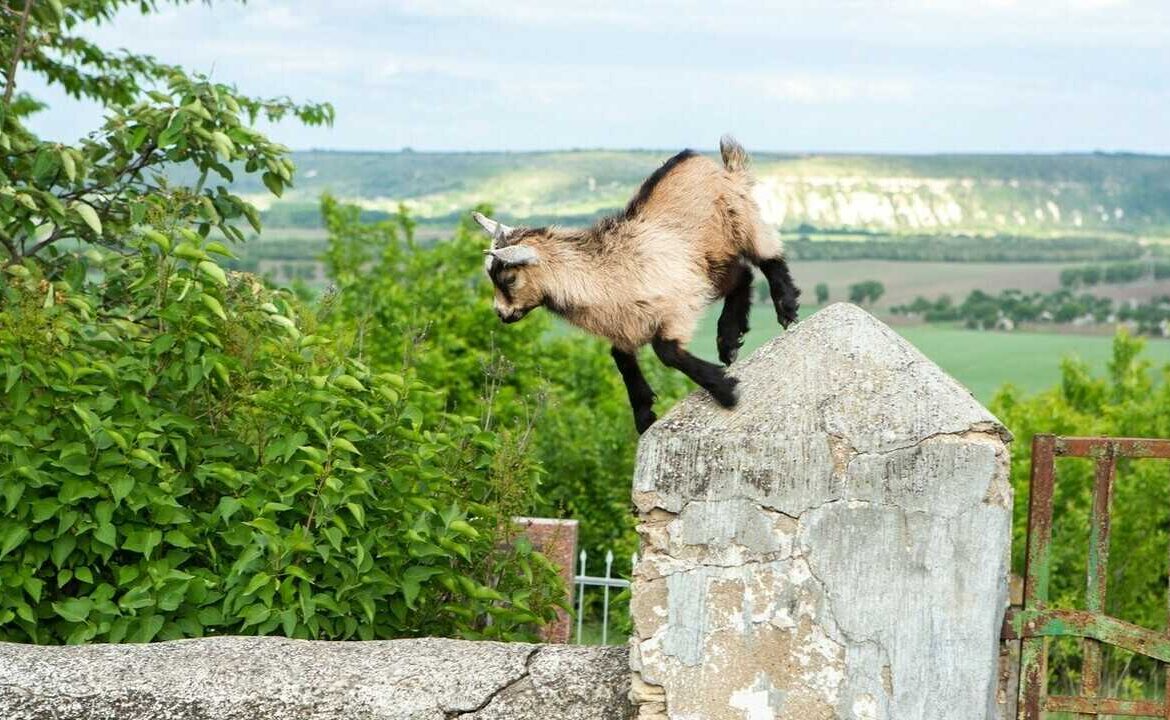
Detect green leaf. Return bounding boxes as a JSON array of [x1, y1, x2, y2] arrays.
[[57, 450, 91, 476], [109, 476, 135, 503], [280, 608, 297, 636], [130, 614, 165, 643], [123, 529, 163, 558], [51, 535, 77, 568], [52, 597, 93, 624], [93, 522, 116, 547], [345, 502, 366, 528], [0, 525, 30, 559], [72, 202, 102, 236], [200, 293, 227, 321], [119, 585, 154, 610], [197, 260, 228, 287], [242, 572, 271, 597], [60, 150, 76, 182], [333, 374, 365, 392], [164, 529, 195, 548], [332, 437, 360, 455], [241, 603, 271, 628], [262, 171, 284, 198], [448, 520, 480, 539]]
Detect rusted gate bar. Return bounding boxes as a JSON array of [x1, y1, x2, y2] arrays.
[[1016, 435, 1170, 719]]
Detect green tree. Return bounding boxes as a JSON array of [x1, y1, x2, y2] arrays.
[[1, 0, 332, 267], [814, 282, 829, 305], [993, 331, 1170, 689], [848, 280, 884, 305], [0, 0, 563, 644]]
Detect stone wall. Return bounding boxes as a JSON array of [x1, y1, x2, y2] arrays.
[[629, 303, 1013, 719], [0, 303, 1014, 720], [0, 636, 631, 720]]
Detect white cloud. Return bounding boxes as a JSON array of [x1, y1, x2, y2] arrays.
[[19, 0, 1170, 152]]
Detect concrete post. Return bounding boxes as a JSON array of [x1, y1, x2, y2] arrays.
[[629, 303, 1012, 720]]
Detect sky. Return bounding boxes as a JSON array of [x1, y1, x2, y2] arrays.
[[23, 0, 1170, 154]]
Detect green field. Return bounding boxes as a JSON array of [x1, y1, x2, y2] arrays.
[[691, 304, 1170, 404]]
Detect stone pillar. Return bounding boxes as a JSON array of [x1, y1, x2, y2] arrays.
[[514, 517, 578, 643], [629, 303, 1012, 720]]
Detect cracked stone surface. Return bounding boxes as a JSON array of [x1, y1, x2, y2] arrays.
[[0, 636, 632, 720], [630, 303, 1012, 720]]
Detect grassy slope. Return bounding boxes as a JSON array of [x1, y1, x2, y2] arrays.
[[690, 304, 1170, 404]]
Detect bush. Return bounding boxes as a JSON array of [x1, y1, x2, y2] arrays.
[[0, 238, 563, 644], [993, 332, 1170, 686], [318, 198, 688, 563]]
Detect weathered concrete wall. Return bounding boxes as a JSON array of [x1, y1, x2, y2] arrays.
[[630, 303, 1012, 720], [0, 636, 631, 720]]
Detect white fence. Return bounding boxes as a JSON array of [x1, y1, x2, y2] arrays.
[[572, 549, 634, 645]]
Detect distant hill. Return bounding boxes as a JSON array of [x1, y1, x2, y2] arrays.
[[227, 150, 1170, 238]]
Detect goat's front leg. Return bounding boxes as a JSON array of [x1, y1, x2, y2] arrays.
[[611, 347, 658, 434], [716, 266, 753, 366], [651, 336, 738, 408], [757, 257, 801, 328]]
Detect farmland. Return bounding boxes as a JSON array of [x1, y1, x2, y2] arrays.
[[214, 148, 1170, 404], [690, 304, 1170, 404]]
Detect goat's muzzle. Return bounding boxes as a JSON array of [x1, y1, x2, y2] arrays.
[[497, 308, 526, 324]]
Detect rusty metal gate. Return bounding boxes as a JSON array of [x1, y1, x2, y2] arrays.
[[1016, 434, 1170, 718]]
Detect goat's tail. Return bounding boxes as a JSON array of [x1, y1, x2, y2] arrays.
[[719, 134, 750, 172]]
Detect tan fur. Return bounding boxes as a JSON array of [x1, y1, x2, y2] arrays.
[[488, 140, 783, 353]]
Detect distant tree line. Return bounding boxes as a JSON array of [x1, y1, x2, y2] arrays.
[[787, 235, 1146, 263], [892, 289, 1170, 335], [1060, 260, 1170, 289]]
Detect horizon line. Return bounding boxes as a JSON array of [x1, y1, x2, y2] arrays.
[[284, 147, 1170, 158]]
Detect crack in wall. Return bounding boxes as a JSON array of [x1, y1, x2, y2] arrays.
[[443, 647, 539, 719]]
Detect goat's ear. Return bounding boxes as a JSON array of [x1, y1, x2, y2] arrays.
[[471, 212, 513, 241], [488, 244, 540, 267]]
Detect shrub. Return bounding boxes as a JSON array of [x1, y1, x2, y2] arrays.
[[318, 197, 688, 562], [0, 238, 563, 644]]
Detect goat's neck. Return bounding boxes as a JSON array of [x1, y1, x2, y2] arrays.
[[539, 239, 611, 313]]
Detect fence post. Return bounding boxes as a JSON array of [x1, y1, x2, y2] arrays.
[[628, 303, 1013, 719]]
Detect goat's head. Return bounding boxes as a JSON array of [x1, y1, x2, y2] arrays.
[[473, 212, 545, 324]]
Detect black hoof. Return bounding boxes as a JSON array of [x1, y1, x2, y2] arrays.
[[634, 408, 658, 435], [717, 335, 744, 366], [709, 375, 739, 408], [776, 298, 800, 329]]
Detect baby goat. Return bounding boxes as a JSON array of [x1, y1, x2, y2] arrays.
[[474, 135, 800, 433]]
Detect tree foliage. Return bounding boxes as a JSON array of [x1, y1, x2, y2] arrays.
[[0, 0, 564, 645], [993, 332, 1170, 690], [318, 197, 688, 562], [1, 0, 332, 266], [847, 279, 884, 305], [0, 241, 562, 644]]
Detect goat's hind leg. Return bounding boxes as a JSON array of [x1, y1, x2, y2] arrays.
[[611, 347, 658, 434], [716, 265, 753, 366], [652, 336, 738, 408], [758, 257, 801, 328]]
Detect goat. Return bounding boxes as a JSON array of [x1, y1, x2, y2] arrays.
[[473, 135, 800, 433]]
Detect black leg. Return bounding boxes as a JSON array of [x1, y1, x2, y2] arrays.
[[716, 267, 753, 366], [611, 347, 658, 434], [758, 257, 801, 328], [651, 336, 738, 408]]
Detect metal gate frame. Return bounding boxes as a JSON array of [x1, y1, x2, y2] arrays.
[[1017, 434, 1170, 718]]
